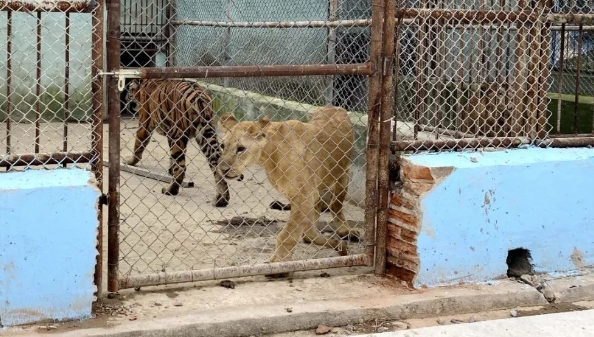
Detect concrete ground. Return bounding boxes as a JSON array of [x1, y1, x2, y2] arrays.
[[346, 309, 594, 337], [3, 269, 594, 337]]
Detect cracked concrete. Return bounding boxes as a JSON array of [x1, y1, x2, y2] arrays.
[[2, 269, 591, 337]]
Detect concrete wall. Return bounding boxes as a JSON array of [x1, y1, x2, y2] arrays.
[[0, 168, 100, 326], [387, 147, 594, 288], [0, 12, 93, 122]]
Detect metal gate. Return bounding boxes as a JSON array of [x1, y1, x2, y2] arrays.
[[104, 0, 396, 292], [0, 0, 104, 293]]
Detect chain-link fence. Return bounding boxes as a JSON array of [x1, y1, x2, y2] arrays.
[[389, 0, 594, 152], [0, 0, 103, 289], [105, 0, 594, 291], [108, 0, 377, 290]]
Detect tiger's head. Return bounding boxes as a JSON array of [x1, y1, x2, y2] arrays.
[[217, 113, 270, 180], [125, 80, 141, 112]]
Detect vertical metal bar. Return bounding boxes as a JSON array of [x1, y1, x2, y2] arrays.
[[573, 24, 583, 134], [535, 0, 551, 138], [107, 0, 121, 294], [364, 0, 386, 267], [6, 11, 11, 155], [375, 0, 396, 276], [512, 0, 529, 137], [527, 22, 539, 138], [164, 0, 173, 66], [324, 0, 338, 105], [35, 12, 42, 154], [555, 25, 565, 134], [392, 11, 404, 142], [414, 6, 428, 139], [455, 27, 465, 134], [63, 13, 70, 162], [91, 0, 105, 298]]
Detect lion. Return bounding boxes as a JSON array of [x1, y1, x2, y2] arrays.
[[217, 106, 361, 265]]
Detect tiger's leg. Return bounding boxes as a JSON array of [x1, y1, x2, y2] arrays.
[[163, 135, 189, 196], [196, 122, 230, 207], [125, 109, 153, 166]]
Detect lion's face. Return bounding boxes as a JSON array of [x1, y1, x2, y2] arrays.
[[217, 113, 270, 180]]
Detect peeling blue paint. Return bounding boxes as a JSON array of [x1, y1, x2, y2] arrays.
[[0, 168, 99, 326], [407, 147, 594, 287]]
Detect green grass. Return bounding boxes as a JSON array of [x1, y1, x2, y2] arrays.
[[547, 94, 594, 134]]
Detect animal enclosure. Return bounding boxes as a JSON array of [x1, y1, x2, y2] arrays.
[[2, 0, 594, 295]]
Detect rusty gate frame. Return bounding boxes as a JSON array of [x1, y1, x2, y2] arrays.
[[104, 0, 396, 293], [0, 0, 104, 297]]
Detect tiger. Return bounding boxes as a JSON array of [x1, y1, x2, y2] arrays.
[[124, 79, 230, 207]]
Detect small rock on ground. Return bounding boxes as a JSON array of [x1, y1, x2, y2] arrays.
[[220, 280, 236, 289], [510, 309, 518, 317], [391, 321, 410, 330], [315, 324, 332, 335]]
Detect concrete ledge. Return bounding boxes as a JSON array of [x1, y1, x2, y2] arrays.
[[9, 278, 546, 337], [546, 273, 594, 303]]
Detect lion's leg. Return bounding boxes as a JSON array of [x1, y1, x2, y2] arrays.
[[329, 174, 361, 241], [125, 108, 153, 166], [302, 224, 348, 256], [162, 135, 189, 196]]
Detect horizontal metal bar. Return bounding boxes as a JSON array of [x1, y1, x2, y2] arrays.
[[549, 133, 594, 138], [548, 13, 594, 25], [551, 25, 594, 31], [119, 254, 368, 289], [0, 151, 93, 167], [396, 8, 539, 24], [137, 63, 373, 79], [538, 137, 594, 147], [0, 0, 97, 13], [418, 124, 476, 139], [171, 19, 372, 28], [391, 137, 529, 152], [102, 160, 193, 188]]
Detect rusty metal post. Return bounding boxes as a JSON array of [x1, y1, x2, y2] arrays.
[[63, 12, 70, 161], [91, 0, 105, 298], [364, 0, 386, 267], [35, 12, 41, 153], [573, 24, 583, 134], [5, 11, 11, 155], [556, 24, 565, 134], [164, 0, 174, 67], [106, 0, 121, 294], [375, 0, 396, 276]]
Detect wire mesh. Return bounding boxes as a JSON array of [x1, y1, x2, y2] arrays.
[[391, 0, 553, 152], [115, 0, 372, 283], [0, 1, 102, 172], [549, 7, 594, 135]]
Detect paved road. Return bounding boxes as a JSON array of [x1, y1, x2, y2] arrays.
[[359, 310, 594, 337]]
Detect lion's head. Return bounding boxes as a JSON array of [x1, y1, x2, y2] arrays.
[[217, 113, 271, 180]]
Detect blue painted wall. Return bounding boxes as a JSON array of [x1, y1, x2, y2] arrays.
[[0, 168, 99, 326], [407, 147, 594, 287]]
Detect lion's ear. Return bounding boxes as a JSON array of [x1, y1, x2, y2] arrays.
[[258, 115, 270, 129], [218, 113, 238, 132], [248, 116, 270, 139]]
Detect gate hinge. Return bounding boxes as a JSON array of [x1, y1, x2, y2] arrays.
[[99, 193, 109, 205]]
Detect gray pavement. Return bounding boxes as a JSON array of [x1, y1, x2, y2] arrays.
[[358, 309, 594, 337]]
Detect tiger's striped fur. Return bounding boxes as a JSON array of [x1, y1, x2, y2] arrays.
[[124, 79, 230, 207]]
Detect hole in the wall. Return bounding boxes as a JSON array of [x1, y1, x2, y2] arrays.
[[506, 248, 534, 277]]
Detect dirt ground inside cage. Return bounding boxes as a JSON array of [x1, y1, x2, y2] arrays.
[[0, 120, 367, 285], [115, 117, 366, 278]]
